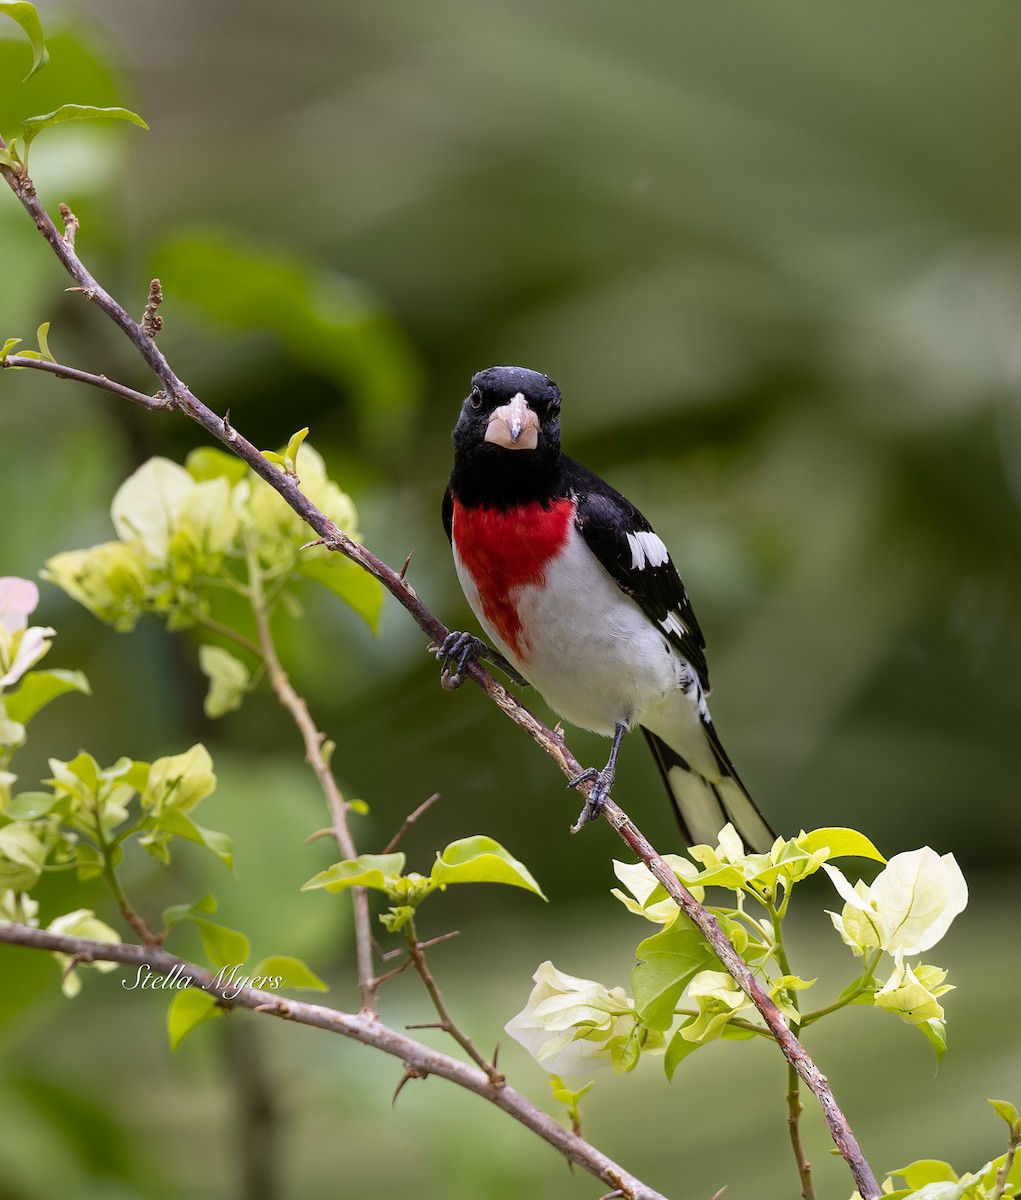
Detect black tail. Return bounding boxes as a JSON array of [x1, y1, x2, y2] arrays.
[[641, 727, 776, 853]]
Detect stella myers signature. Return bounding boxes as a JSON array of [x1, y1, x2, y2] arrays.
[[122, 962, 285, 1002]]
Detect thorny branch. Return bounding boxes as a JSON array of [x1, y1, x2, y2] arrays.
[[0, 150, 880, 1199]]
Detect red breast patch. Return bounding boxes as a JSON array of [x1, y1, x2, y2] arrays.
[[452, 497, 575, 660]]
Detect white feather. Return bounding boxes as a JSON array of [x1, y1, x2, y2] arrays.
[[626, 529, 670, 570]]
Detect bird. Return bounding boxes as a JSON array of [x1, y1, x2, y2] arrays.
[[438, 364, 776, 853]]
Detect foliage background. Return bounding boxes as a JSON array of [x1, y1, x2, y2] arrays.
[[1, 2, 1020, 1197]]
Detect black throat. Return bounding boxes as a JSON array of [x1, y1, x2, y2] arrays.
[[448, 440, 564, 509]]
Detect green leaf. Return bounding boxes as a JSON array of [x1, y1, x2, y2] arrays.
[[890, 1160, 960, 1189], [161, 893, 217, 932], [431, 835, 546, 898], [190, 917, 250, 971], [549, 1075, 594, 1108], [3, 668, 90, 724], [185, 446, 248, 485], [251, 955, 328, 992], [988, 1097, 1021, 1131], [142, 744, 217, 815], [379, 904, 416, 933], [664, 1019, 703, 1080], [0, 2, 48, 79], [796, 828, 886, 863], [168, 988, 220, 1051], [301, 852, 405, 894], [285, 427, 310, 472], [198, 645, 250, 719], [0, 337, 22, 362], [0, 822, 45, 889], [19, 104, 148, 163], [155, 807, 233, 872], [916, 1017, 948, 1067], [298, 554, 384, 631], [632, 922, 716, 1031], [4, 790, 65, 820], [74, 843, 103, 881], [34, 321, 54, 362]]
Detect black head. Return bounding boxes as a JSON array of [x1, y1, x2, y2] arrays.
[[449, 366, 564, 507]]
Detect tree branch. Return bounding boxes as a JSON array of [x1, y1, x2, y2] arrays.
[[2, 353, 172, 411], [243, 536, 378, 1017], [0, 922, 666, 1200], [0, 166, 880, 1200]]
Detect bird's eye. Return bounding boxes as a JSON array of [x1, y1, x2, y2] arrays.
[[469, 387, 483, 410]]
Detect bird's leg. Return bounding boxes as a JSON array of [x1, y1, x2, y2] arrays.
[[569, 721, 628, 829], [433, 631, 529, 690]]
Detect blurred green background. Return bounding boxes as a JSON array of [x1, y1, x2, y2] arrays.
[[2, 1, 1020, 1197]]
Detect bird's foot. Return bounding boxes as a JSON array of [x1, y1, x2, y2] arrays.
[[568, 765, 615, 832], [433, 630, 486, 690]]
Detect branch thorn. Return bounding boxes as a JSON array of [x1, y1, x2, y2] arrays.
[[399, 549, 415, 581], [392, 1065, 427, 1106]]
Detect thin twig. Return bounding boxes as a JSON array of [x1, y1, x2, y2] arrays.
[[0, 923, 665, 1200], [405, 916, 502, 1084], [2, 354, 172, 410], [243, 536, 378, 1017], [381, 792, 441, 854], [788, 1064, 815, 1200], [991, 1126, 1021, 1200]]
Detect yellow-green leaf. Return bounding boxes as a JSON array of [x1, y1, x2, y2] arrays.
[[431, 835, 545, 898], [19, 105, 148, 160], [198, 644, 250, 718], [4, 668, 90, 724], [168, 988, 220, 1051], [190, 918, 250, 971], [301, 852, 406, 894], [35, 321, 54, 362], [0, 2, 48, 79], [797, 828, 886, 863], [251, 955, 328, 992], [285, 427, 309, 472]]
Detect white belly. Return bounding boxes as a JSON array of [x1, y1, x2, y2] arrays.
[[455, 525, 698, 741]]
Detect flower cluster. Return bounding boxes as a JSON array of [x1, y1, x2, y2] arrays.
[[505, 827, 968, 1081]]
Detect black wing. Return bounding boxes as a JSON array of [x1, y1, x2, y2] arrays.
[[567, 457, 711, 691]]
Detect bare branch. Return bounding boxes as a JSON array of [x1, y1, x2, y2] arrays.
[[2, 354, 173, 411], [0, 923, 667, 1200], [243, 537, 378, 1017]]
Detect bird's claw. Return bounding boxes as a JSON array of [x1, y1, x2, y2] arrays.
[[434, 630, 486, 690], [568, 767, 613, 831]]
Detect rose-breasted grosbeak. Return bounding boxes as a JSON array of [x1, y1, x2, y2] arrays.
[[439, 365, 776, 852]]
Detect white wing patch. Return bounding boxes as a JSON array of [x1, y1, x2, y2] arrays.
[[659, 610, 688, 639], [626, 530, 670, 570]]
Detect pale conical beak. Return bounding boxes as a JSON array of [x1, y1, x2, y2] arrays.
[[484, 392, 539, 451]]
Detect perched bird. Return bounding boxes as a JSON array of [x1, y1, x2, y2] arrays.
[[439, 365, 776, 853]]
